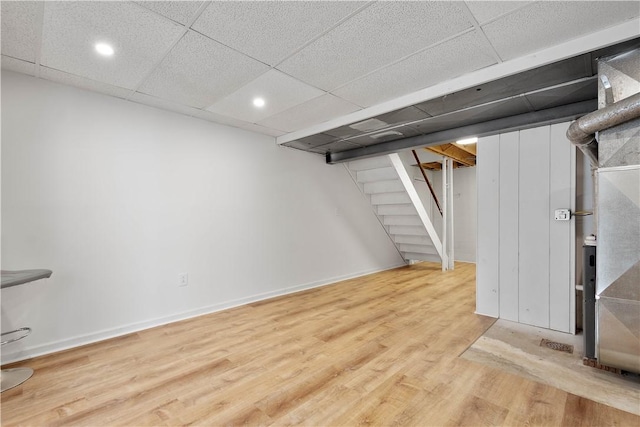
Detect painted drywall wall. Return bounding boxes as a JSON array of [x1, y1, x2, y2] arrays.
[[0, 71, 404, 363], [403, 149, 477, 263], [476, 123, 576, 333]]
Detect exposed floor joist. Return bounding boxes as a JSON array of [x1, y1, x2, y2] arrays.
[[425, 143, 476, 167]]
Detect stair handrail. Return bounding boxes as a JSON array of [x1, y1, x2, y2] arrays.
[[411, 150, 443, 216]]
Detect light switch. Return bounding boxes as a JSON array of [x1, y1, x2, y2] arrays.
[[554, 209, 571, 221]]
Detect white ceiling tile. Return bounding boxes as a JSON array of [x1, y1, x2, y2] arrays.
[[1, 56, 36, 76], [133, 1, 204, 25], [138, 30, 270, 108], [277, 1, 474, 91], [40, 1, 184, 89], [239, 123, 285, 138], [257, 94, 361, 133], [39, 67, 134, 99], [464, 1, 533, 24], [243, 123, 286, 137], [191, 1, 364, 66], [192, 109, 285, 137], [1, 1, 41, 62], [332, 31, 498, 107], [206, 70, 325, 123], [483, 1, 640, 60], [130, 91, 204, 116]]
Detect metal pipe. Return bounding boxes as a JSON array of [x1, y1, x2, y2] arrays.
[[567, 92, 640, 166]]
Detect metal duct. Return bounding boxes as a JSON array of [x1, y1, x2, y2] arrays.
[[591, 48, 640, 374], [566, 91, 640, 166]]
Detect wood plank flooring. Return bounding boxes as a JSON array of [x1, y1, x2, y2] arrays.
[[2, 262, 639, 426], [461, 319, 640, 416]]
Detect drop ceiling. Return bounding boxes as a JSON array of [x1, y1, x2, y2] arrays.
[[2, 1, 639, 154], [292, 38, 640, 163]]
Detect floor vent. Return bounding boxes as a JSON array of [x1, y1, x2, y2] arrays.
[[540, 339, 574, 354], [583, 357, 622, 374]]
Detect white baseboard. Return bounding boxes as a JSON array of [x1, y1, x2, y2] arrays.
[[2, 263, 405, 364]]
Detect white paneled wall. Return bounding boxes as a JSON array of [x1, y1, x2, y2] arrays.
[[518, 126, 551, 327], [476, 136, 500, 317], [476, 123, 576, 333], [548, 124, 574, 331], [498, 132, 519, 321]]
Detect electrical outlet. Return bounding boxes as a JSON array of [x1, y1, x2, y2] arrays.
[[178, 273, 188, 287]]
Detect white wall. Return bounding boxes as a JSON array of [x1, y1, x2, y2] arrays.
[[431, 166, 477, 263], [1, 72, 404, 363], [404, 149, 477, 263], [476, 123, 576, 333]]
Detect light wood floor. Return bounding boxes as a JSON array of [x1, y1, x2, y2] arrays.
[[462, 319, 640, 416], [2, 262, 639, 426]]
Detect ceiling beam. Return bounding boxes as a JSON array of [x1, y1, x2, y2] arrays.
[[280, 20, 638, 146], [326, 99, 596, 164], [425, 144, 475, 167]]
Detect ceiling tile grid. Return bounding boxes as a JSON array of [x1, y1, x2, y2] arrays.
[[482, 1, 640, 60], [191, 109, 287, 137], [464, 1, 534, 25], [137, 30, 270, 108], [206, 69, 325, 123], [276, 1, 474, 91], [1, 1, 638, 144], [1, 56, 36, 77], [40, 66, 134, 100], [191, 1, 366, 66], [331, 30, 499, 107], [129, 91, 205, 117], [133, 1, 205, 26], [257, 93, 362, 133], [40, 1, 185, 90], [1, 1, 41, 63]]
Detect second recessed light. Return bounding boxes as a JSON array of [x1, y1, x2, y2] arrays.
[[95, 42, 114, 57], [253, 97, 266, 108]]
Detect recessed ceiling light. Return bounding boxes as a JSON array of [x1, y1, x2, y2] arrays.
[[253, 97, 265, 108], [95, 43, 114, 57], [456, 137, 478, 145]]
